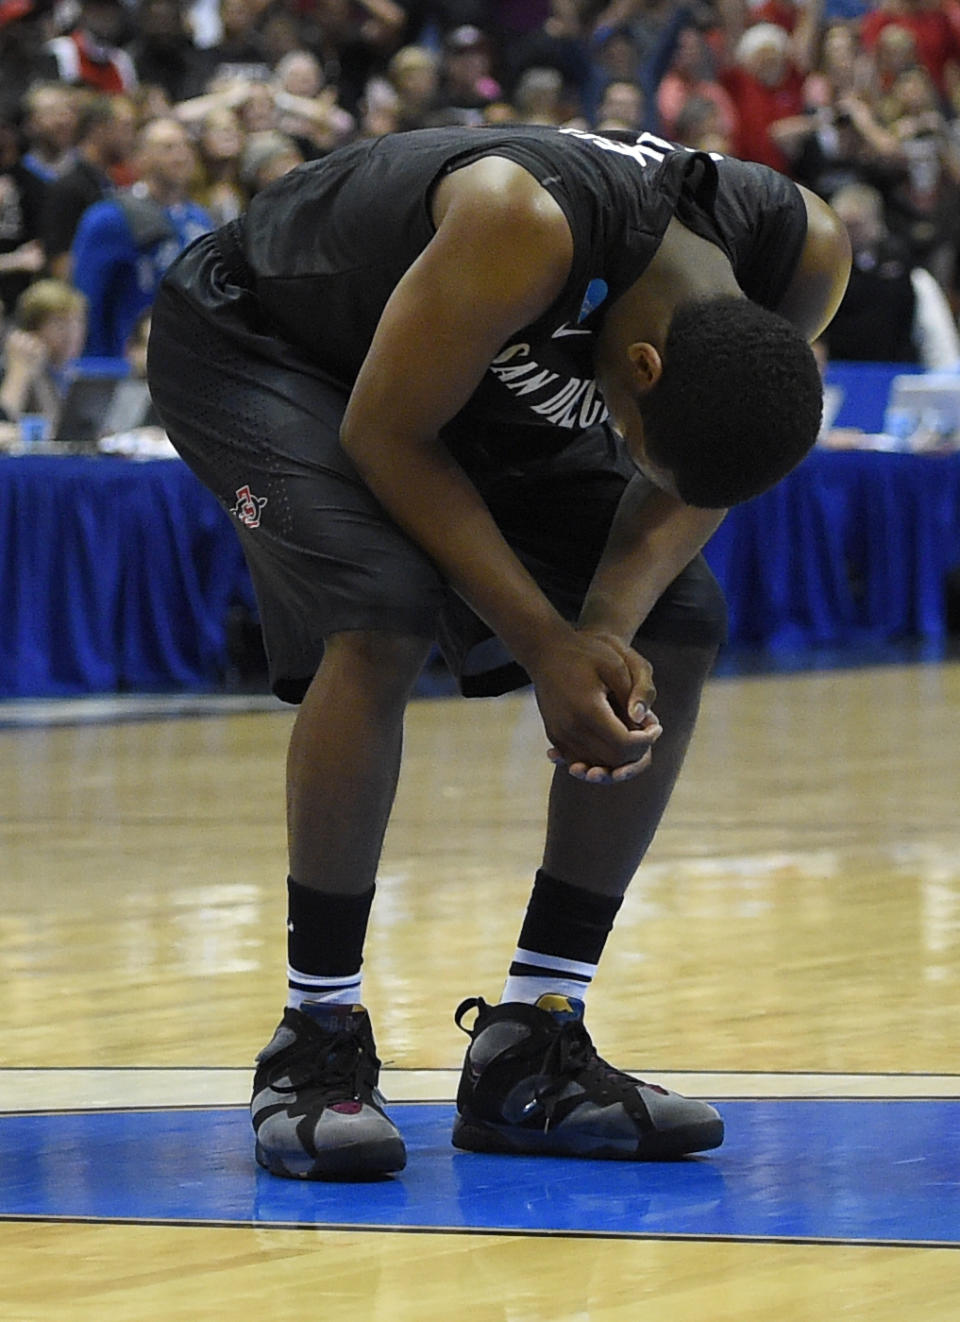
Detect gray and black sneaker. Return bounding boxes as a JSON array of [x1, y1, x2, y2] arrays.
[[252, 1004, 406, 1180], [451, 994, 724, 1160]]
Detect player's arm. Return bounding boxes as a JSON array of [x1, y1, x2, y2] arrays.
[[340, 158, 653, 773], [578, 479, 725, 647], [538, 479, 721, 781], [774, 185, 852, 342]]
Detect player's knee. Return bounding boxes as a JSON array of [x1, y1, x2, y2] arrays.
[[677, 568, 728, 654], [637, 558, 728, 654], [324, 629, 433, 693]]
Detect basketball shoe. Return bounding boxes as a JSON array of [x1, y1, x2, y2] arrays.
[[451, 994, 724, 1159], [251, 1004, 406, 1179]]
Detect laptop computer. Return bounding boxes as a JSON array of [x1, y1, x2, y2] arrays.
[[884, 374, 960, 441], [52, 375, 153, 448]]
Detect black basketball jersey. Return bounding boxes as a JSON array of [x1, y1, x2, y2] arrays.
[[240, 125, 807, 449]]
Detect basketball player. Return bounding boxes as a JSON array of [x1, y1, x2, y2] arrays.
[[147, 125, 850, 1180]]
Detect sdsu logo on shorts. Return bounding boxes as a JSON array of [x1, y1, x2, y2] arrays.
[[232, 484, 267, 528]]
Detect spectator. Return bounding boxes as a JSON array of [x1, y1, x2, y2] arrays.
[[860, 0, 960, 98], [273, 49, 323, 102], [495, 0, 592, 108], [238, 128, 303, 196], [437, 25, 503, 124], [132, 81, 175, 127], [191, 105, 246, 224], [510, 65, 571, 125], [41, 95, 137, 279], [869, 22, 921, 100], [129, 0, 214, 104], [178, 62, 354, 158], [882, 64, 960, 292], [591, 0, 682, 67], [205, 0, 272, 83], [784, 89, 906, 202], [236, 78, 277, 132], [0, 108, 46, 316], [385, 44, 441, 131], [71, 116, 212, 357], [719, 22, 807, 173], [583, 4, 692, 134], [46, 0, 139, 94], [356, 74, 401, 138], [823, 180, 960, 369], [589, 21, 642, 90], [273, 50, 355, 156], [595, 77, 646, 133], [0, 278, 87, 430], [803, 19, 871, 111], [19, 82, 79, 183], [259, 6, 306, 67], [309, 0, 408, 115], [0, 0, 60, 123], [656, 21, 739, 145], [673, 91, 734, 153]]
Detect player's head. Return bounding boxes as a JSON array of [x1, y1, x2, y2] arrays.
[[635, 295, 823, 508]]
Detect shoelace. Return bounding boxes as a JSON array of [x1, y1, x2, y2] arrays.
[[535, 1020, 597, 1128], [268, 1032, 374, 1103], [535, 1021, 658, 1128]]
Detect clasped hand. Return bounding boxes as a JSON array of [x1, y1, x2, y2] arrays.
[[529, 628, 661, 784]]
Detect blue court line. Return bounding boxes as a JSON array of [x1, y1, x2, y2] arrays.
[[1, 1100, 958, 1246]]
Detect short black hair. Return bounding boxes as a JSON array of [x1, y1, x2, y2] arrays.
[[639, 295, 823, 508]]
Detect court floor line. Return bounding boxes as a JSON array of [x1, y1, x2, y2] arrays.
[[1, 1068, 958, 1112], [0, 692, 284, 729], [2, 1213, 959, 1251]]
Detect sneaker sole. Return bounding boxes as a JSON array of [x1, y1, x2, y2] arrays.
[[451, 1113, 724, 1160], [255, 1136, 407, 1180]]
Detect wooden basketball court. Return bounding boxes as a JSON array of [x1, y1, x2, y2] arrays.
[[1, 659, 958, 1319]]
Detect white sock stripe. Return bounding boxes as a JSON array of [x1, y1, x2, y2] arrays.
[[286, 967, 362, 988], [500, 974, 594, 1006], [512, 949, 598, 978]]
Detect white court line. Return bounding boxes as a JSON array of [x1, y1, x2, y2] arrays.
[[0, 693, 284, 729], [0, 1069, 957, 1113]]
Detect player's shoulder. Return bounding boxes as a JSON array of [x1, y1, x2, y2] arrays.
[[434, 152, 571, 243], [712, 149, 800, 200]]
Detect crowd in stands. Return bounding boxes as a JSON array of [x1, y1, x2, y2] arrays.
[[2, 0, 960, 445]]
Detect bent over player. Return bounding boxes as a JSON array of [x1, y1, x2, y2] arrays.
[[147, 125, 850, 1179]]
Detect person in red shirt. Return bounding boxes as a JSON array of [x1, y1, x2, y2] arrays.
[[860, 0, 960, 96], [46, 0, 137, 95], [720, 22, 806, 173]]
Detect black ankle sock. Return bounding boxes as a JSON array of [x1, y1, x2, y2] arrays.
[[286, 876, 375, 976], [515, 870, 624, 967]]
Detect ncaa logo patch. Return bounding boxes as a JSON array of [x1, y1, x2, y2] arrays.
[[232, 484, 267, 528]]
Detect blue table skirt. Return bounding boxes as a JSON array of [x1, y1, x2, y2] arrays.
[[2, 450, 959, 698], [704, 447, 960, 650], [0, 455, 253, 698]]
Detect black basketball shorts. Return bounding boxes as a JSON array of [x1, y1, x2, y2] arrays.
[[148, 233, 726, 704]]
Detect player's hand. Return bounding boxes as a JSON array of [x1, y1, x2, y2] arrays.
[[528, 627, 659, 781], [548, 707, 662, 783]]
